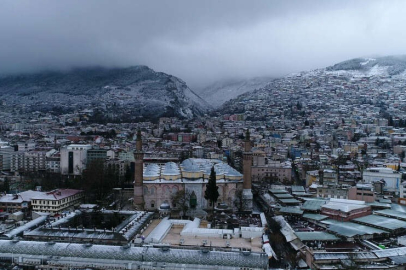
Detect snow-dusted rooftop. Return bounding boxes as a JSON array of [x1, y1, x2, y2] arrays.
[[162, 162, 180, 176], [3, 215, 48, 239], [321, 198, 368, 213], [144, 163, 160, 177], [181, 158, 202, 172], [31, 189, 83, 201], [145, 158, 242, 180], [0, 190, 44, 203], [0, 240, 268, 269], [24, 210, 154, 244]]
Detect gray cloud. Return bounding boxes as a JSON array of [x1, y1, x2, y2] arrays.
[[0, 0, 405, 88]]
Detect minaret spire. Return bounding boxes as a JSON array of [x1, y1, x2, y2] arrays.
[[242, 129, 253, 212], [244, 129, 251, 152], [134, 129, 144, 209]]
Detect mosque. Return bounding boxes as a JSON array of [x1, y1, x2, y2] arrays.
[[133, 130, 253, 213]]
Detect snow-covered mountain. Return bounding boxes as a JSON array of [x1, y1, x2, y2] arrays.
[[326, 55, 406, 77], [0, 66, 211, 120], [197, 77, 273, 108], [219, 55, 406, 116]]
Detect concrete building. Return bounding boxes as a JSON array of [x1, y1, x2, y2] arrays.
[[45, 149, 60, 173], [16, 141, 36, 151], [347, 183, 376, 203], [363, 167, 402, 192], [86, 148, 107, 165], [317, 185, 349, 199], [60, 144, 92, 176], [0, 146, 15, 171], [105, 158, 129, 177], [321, 169, 338, 185], [10, 151, 46, 172], [252, 160, 292, 183]]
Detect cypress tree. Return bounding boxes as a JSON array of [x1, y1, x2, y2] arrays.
[[3, 178, 9, 193], [204, 166, 219, 210]]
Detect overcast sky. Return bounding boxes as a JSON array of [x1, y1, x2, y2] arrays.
[[0, 0, 405, 88]]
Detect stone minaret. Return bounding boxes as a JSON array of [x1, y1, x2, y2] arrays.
[[134, 130, 144, 209], [242, 129, 253, 212]]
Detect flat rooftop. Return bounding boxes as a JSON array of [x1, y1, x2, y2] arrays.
[[161, 224, 263, 252], [375, 209, 406, 221], [296, 231, 339, 242], [322, 219, 387, 238], [142, 219, 263, 252], [353, 215, 406, 231]]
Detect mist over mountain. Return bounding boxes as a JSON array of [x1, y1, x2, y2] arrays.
[[0, 66, 211, 121], [196, 77, 273, 108]]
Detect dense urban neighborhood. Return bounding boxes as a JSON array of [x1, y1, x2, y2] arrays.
[[1, 57, 406, 269]]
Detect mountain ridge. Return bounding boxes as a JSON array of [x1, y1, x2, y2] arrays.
[[218, 55, 406, 116], [0, 65, 211, 120]]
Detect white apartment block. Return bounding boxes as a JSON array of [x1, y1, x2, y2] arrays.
[[60, 144, 92, 175]]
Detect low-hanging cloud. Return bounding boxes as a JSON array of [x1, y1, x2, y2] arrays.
[[0, 0, 405, 88]]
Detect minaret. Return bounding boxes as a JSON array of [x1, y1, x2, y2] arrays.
[[134, 130, 144, 209], [242, 129, 253, 212]]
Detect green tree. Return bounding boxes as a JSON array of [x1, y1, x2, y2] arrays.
[[204, 166, 219, 211], [2, 178, 10, 193], [124, 165, 133, 185], [81, 160, 121, 203]]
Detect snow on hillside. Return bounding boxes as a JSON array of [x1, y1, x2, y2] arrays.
[[0, 66, 210, 120], [197, 77, 273, 108]]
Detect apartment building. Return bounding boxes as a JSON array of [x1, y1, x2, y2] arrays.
[[60, 144, 92, 175], [10, 151, 46, 172]]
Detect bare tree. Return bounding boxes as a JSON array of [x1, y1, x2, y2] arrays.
[[171, 189, 192, 218], [233, 189, 247, 212]]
